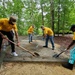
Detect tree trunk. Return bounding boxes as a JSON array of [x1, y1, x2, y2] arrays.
[[50, 0, 54, 33], [41, 2, 44, 26], [62, 11, 65, 36], [57, 0, 60, 36]]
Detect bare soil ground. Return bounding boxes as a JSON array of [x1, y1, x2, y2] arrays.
[[0, 62, 75, 75], [0, 35, 75, 75]]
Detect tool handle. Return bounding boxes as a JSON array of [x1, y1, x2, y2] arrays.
[[5, 37, 36, 56], [18, 45, 36, 56], [58, 49, 67, 56], [0, 32, 36, 56]]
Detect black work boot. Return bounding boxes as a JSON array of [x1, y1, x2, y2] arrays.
[[62, 63, 73, 70], [52, 47, 54, 50], [43, 46, 48, 48], [0, 49, 1, 57]]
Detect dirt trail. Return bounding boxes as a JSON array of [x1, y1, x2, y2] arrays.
[[0, 62, 75, 75], [0, 36, 75, 75]]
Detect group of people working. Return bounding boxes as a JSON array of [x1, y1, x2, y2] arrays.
[[0, 16, 55, 56], [28, 23, 75, 70], [0, 16, 75, 70], [28, 25, 55, 50]]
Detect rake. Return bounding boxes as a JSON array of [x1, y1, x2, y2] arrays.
[[53, 49, 67, 58], [7, 38, 40, 57], [0, 32, 40, 57]]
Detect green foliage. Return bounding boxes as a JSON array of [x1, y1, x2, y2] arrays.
[[0, 0, 75, 35]]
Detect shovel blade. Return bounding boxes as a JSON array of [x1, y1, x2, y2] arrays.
[[34, 52, 40, 56]]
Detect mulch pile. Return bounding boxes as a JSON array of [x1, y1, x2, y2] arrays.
[[54, 36, 72, 48]]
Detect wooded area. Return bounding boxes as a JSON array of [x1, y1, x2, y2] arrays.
[[0, 0, 75, 35]]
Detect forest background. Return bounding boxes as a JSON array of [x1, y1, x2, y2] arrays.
[[0, 0, 75, 36]]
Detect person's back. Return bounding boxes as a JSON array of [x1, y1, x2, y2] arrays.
[[0, 18, 8, 30], [28, 26, 34, 34], [43, 27, 54, 36], [0, 18, 17, 32]]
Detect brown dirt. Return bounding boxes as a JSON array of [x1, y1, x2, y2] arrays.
[[0, 62, 75, 75], [0, 35, 75, 75]]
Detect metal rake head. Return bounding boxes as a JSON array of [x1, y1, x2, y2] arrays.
[[52, 54, 59, 58]]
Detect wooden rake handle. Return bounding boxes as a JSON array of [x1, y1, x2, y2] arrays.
[[5, 38, 36, 56], [18, 45, 36, 56], [0, 32, 38, 56]]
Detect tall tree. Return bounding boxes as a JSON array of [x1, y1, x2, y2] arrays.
[[40, 0, 44, 26], [50, 0, 54, 32], [57, 0, 60, 36]]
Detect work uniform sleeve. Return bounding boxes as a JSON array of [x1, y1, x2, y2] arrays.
[[0, 19, 4, 25], [28, 26, 34, 34], [0, 19, 4, 30], [44, 27, 48, 35], [44, 30, 47, 35], [13, 24, 18, 32], [73, 32, 75, 40]]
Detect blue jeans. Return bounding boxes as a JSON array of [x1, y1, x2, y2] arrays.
[[45, 35, 54, 49], [69, 46, 75, 64], [28, 34, 32, 43]]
